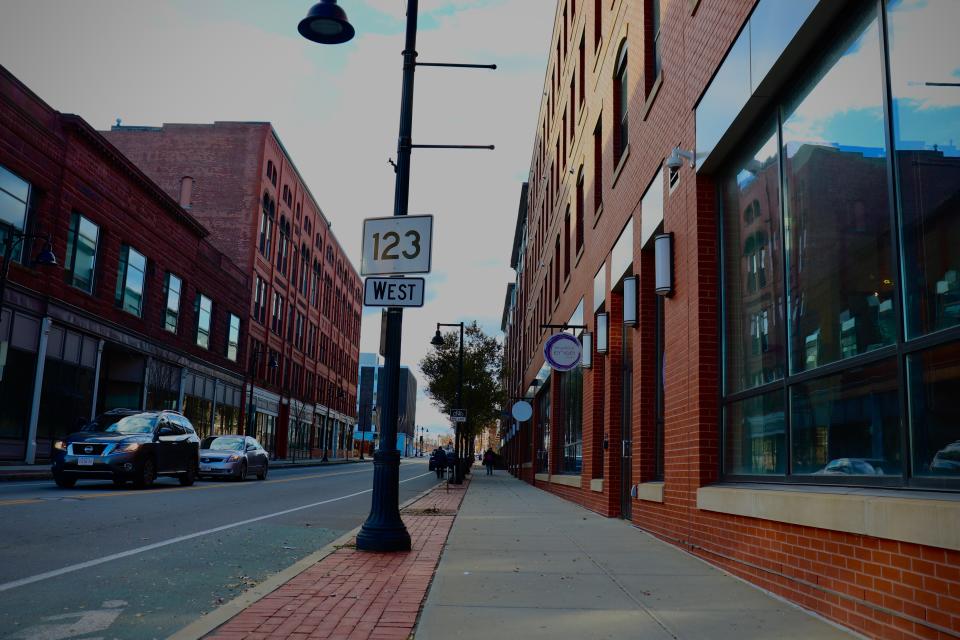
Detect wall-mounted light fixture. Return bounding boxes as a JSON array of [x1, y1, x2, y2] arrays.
[[581, 332, 593, 368], [655, 232, 674, 297], [623, 276, 638, 326], [665, 146, 695, 170], [596, 312, 609, 354]]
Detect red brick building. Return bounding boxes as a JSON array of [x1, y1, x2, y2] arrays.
[[0, 65, 248, 462], [500, 1, 960, 638], [104, 122, 361, 460]]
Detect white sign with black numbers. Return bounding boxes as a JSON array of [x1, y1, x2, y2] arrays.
[[360, 215, 433, 276]]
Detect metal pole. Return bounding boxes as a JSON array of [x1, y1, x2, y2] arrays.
[[357, 0, 417, 552], [452, 322, 464, 483]]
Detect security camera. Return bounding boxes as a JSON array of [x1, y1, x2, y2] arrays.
[[666, 147, 695, 170]]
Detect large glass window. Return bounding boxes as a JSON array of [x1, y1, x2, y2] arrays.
[[162, 272, 181, 333], [783, 8, 893, 373], [536, 386, 550, 474], [0, 164, 29, 263], [613, 42, 628, 164], [907, 342, 960, 478], [722, 126, 785, 393], [560, 365, 583, 474], [115, 245, 147, 317], [195, 294, 212, 349], [720, 2, 959, 486], [888, 0, 960, 338], [64, 213, 99, 293]]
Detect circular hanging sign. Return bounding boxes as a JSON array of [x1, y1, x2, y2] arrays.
[[511, 400, 533, 422], [543, 332, 582, 372]]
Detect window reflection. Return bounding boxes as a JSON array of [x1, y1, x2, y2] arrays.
[[723, 125, 785, 393], [907, 342, 960, 477], [782, 8, 895, 373], [888, 0, 960, 337], [791, 359, 900, 476], [725, 391, 785, 475]]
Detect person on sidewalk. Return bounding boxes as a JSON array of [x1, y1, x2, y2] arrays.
[[483, 448, 495, 475], [432, 447, 447, 479]]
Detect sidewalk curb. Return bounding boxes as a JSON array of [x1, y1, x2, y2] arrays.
[[167, 479, 443, 640]]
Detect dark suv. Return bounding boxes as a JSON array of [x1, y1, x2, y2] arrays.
[[51, 410, 200, 489]]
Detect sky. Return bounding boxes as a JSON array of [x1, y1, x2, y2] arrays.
[[0, 0, 554, 439]]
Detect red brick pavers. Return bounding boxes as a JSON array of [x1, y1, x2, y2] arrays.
[[206, 482, 468, 640]]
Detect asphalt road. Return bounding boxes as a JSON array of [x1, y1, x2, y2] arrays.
[[0, 458, 438, 640]]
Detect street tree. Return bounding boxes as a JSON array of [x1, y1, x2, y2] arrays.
[[420, 322, 505, 463]]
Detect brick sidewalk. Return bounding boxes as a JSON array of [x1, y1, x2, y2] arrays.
[[205, 481, 469, 640]]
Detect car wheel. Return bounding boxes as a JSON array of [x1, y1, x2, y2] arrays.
[[236, 460, 247, 482], [179, 459, 197, 486], [134, 458, 156, 489], [53, 474, 76, 488], [256, 462, 268, 481]]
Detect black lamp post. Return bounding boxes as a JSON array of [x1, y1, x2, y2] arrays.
[[0, 231, 57, 317], [246, 346, 278, 438], [432, 322, 465, 484]]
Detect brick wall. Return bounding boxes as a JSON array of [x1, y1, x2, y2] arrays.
[[501, 2, 959, 639]]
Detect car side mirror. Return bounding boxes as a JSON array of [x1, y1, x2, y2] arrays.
[[156, 425, 175, 439]]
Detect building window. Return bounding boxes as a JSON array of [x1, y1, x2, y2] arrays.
[[226, 313, 240, 361], [560, 365, 583, 474], [593, 0, 601, 49], [195, 293, 212, 349], [536, 386, 551, 473], [162, 272, 182, 333], [178, 176, 193, 209], [721, 1, 960, 486], [0, 164, 30, 264], [64, 212, 99, 293], [579, 35, 585, 108], [253, 276, 266, 324], [593, 118, 603, 213], [115, 244, 147, 317], [575, 168, 584, 251], [563, 209, 571, 280], [272, 292, 283, 334], [646, 0, 662, 91], [277, 217, 290, 276], [613, 41, 628, 164]]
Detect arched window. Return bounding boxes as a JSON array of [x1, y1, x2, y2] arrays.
[[178, 176, 193, 208]]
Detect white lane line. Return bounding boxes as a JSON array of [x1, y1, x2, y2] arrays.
[[0, 471, 436, 593]]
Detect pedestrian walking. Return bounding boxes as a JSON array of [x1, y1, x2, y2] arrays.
[[483, 448, 495, 475], [432, 447, 447, 479]]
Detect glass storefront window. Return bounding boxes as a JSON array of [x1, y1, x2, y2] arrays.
[[888, 0, 960, 338], [790, 358, 900, 477], [722, 124, 785, 393], [560, 365, 583, 474], [536, 387, 550, 474], [725, 391, 785, 476], [907, 342, 960, 477], [783, 7, 894, 374]]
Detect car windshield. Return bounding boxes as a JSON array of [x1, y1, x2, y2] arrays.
[[203, 436, 245, 451], [103, 415, 157, 435], [86, 412, 134, 431]]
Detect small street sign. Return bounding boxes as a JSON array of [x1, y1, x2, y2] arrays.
[[360, 215, 433, 275], [451, 408, 467, 423], [364, 277, 425, 308], [511, 400, 532, 422]]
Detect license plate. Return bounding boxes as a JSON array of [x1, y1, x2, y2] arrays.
[[200, 464, 212, 472], [78, 456, 95, 466]]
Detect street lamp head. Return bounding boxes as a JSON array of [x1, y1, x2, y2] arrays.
[[298, 0, 355, 45], [430, 330, 444, 347], [34, 238, 57, 267]]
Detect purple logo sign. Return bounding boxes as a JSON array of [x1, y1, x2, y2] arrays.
[[543, 333, 582, 372]]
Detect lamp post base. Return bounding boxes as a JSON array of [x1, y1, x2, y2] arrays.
[[356, 449, 411, 552]]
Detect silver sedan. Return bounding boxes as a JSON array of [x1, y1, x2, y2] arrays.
[[198, 435, 269, 481]]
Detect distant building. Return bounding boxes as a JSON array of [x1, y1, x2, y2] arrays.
[[356, 353, 417, 456], [103, 121, 361, 460], [0, 65, 247, 462]]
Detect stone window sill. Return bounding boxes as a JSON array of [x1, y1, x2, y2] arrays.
[[635, 481, 664, 503], [590, 478, 604, 492], [536, 473, 583, 488], [697, 483, 960, 552], [641, 72, 663, 122], [611, 145, 630, 189]]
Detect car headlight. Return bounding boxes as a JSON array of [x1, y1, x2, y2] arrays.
[[53, 440, 67, 451], [115, 443, 141, 453], [227, 454, 241, 461]]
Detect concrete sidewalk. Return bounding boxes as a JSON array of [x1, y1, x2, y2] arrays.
[[415, 473, 858, 640]]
